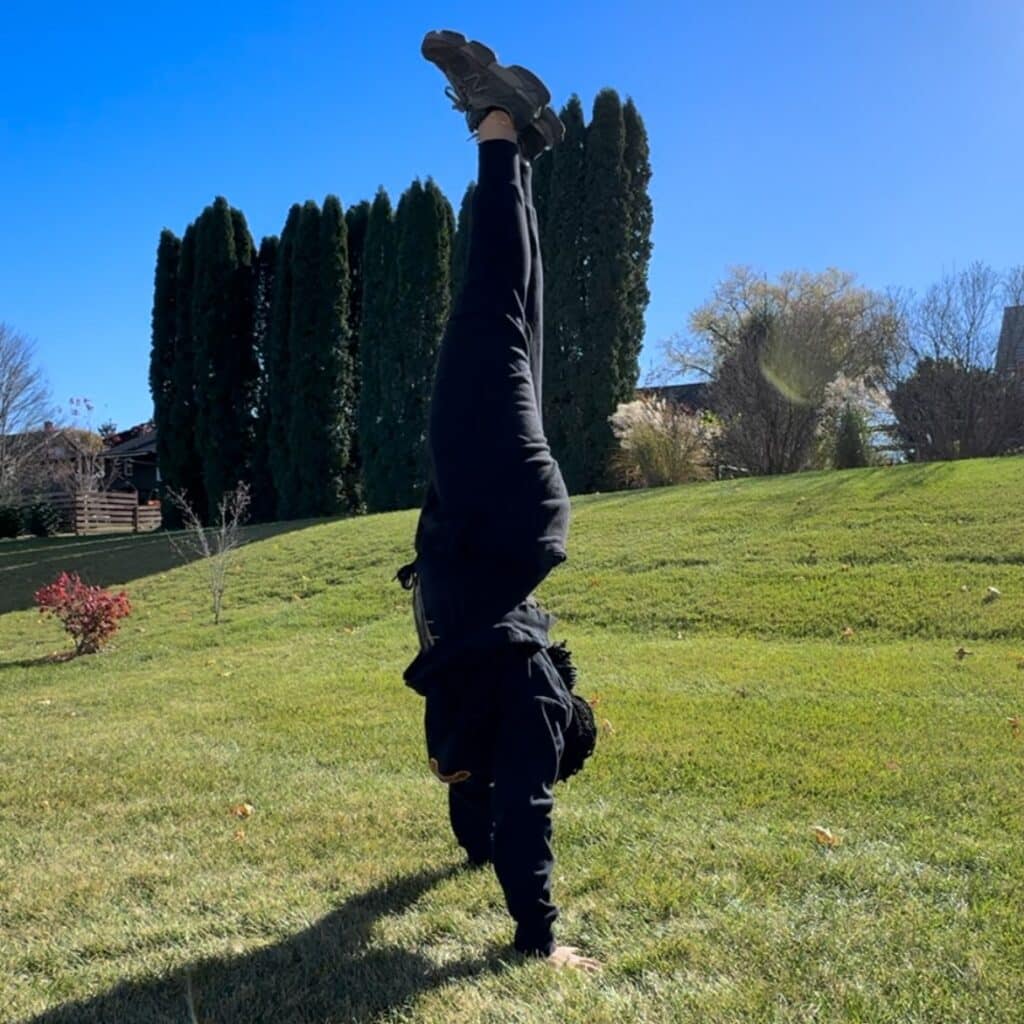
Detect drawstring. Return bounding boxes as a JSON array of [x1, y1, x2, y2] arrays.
[[395, 562, 418, 591]]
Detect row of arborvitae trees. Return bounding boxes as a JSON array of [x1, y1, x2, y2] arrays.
[[150, 89, 653, 523]]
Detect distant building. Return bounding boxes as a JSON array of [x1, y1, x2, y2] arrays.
[[995, 305, 1024, 375], [635, 381, 714, 412], [1, 424, 102, 499], [102, 425, 159, 502]]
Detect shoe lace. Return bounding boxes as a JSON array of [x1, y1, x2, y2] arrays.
[[444, 84, 468, 112], [444, 70, 489, 113]]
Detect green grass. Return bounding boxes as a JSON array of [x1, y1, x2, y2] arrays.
[[2, 457, 1023, 1023]]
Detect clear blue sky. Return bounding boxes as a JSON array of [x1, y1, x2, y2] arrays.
[[2, 0, 1022, 431]]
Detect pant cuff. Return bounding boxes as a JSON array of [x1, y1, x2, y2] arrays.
[[514, 927, 556, 958]]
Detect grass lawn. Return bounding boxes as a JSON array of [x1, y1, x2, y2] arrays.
[[2, 457, 1023, 1023]]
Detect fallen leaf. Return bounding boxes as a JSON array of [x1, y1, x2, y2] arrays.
[[601, 719, 615, 736], [220, 671, 232, 678], [233, 828, 246, 842], [986, 586, 1002, 599], [955, 647, 974, 661], [230, 803, 255, 819], [841, 627, 856, 639], [960, 585, 969, 592], [885, 760, 901, 771], [812, 825, 841, 848], [1009, 716, 1021, 739]]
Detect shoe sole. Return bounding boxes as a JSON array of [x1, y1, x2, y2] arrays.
[[421, 30, 497, 72]]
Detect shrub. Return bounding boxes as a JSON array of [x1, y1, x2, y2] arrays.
[[609, 397, 717, 488], [833, 403, 872, 469], [0, 505, 25, 539], [890, 358, 1024, 461], [27, 501, 62, 537], [34, 572, 132, 655]]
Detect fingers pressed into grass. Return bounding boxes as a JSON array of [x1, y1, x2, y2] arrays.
[[546, 946, 603, 973]]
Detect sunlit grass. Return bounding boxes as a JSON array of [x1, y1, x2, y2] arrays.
[[2, 456, 1023, 1022]]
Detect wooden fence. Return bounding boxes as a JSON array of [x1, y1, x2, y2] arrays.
[[23, 492, 162, 536]]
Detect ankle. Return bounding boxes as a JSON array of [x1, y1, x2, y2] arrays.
[[476, 108, 517, 143]]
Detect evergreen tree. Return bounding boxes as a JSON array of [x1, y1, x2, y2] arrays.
[[542, 96, 589, 491], [313, 194, 352, 514], [149, 228, 180, 508], [451, 182, 475, 307], [250, 234, 279, 521], [621, 97, 653, 409], [191, 197, 258, 519], [358, 189, 396, 513], [267, 205, 301, 518], [392, 179, 453, 509], [579, 89, 629, 493], [834, 403, 872, 469], [163, 222, 206, 523], [345, 201, 371, 510], [345, 201, 371, 344], [283, 200, 324, 518]]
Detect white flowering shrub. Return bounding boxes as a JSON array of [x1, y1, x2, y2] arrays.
[[609, 397, 718, 488], [813, 374, 891, 468]]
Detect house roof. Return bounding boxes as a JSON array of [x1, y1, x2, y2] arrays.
[[103, 428, 157, 458], [996, 305, 1024, 372], [636, 382, 713, 410], [0, 426, 96, 456]]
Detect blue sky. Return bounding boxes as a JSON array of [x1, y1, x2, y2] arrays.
[[1, 0, 1022, 431]]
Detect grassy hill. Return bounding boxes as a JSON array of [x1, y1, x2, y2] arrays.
[[2, 458, 1022, 1022]]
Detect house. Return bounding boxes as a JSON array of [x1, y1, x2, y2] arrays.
[[101, 424, 160, 502], [635, 381, 714, 413], [0, 423, 103, 501], [995, 305, 1024, 376]]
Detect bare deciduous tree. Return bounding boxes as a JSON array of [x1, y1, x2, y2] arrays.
[[912, 261, 1003, 368], [1004, 265, 1024, 307], [166, 482, 251, 625], [889, 263, 1024, 460], [665, 268, 904, 475], [0, 323, 53, 503]]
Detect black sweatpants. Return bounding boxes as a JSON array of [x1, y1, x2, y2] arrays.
[[414, 139, 570, 624], [405, 140, 573, 957]]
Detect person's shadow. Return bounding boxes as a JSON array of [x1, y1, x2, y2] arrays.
[[23, 864, 509, 1024]]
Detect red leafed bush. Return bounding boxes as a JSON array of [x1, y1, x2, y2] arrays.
[[34, 572, 132, 655]]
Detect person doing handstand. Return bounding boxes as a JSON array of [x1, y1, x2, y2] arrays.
[[397, 30, 599, 973]]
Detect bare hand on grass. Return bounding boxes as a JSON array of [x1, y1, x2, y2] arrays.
[[546, 946, 602, 973]]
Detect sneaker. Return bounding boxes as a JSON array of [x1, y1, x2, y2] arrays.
[[421, 29, 552, 134], [519, 107, 566, 161]]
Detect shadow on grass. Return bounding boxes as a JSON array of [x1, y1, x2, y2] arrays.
[[0, 650, 75, 670], [24, 865, 510, 1024], [0, 519, 332, 616]]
